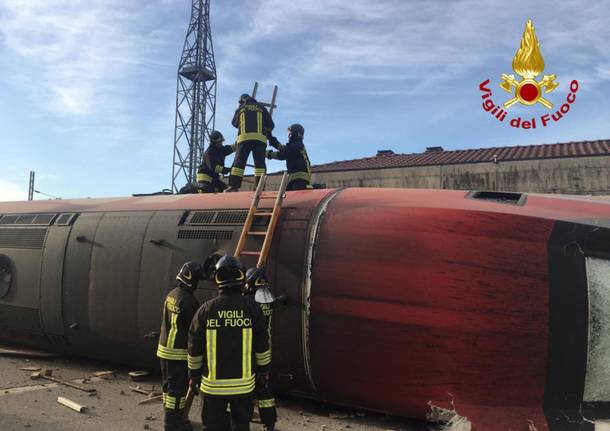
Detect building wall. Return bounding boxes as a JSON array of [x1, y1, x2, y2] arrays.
[[258, 155, 610, 194]]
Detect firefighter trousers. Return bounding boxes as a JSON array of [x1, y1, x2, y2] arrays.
[[202, 394, 253, 431], [160, 359, 192, 431], [229, 141, 266, 190], [286, 179, 310, 191], [256, 382, 277, 429], [199, 178, 227, 193]]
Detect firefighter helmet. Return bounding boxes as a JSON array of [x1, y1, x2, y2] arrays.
[[176, 261, 204, 289], [246, 267, 268, 288], [210, 130, 224, 144], [214, 255, 246, 289], [239, 93, 250, 105], [288, 123, 305, 139]]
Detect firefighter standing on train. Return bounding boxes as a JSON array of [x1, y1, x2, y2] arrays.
[[227, 94, 275, 191], [197, 131, 235, 193], [157, 261, 205, 431], [245, 267, 277, 431], [188, 255, 271, 431], [267, 123, 312, 190]]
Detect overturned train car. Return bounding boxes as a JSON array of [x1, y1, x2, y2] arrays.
[[1, 188, 610, 430]]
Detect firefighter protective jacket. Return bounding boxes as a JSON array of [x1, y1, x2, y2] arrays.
[[232, 98, 274, 145], [197, 144, 235, 184], [157, 286, 200, 361], [268, 136, 312, 185], [188, 290, 271, 396]]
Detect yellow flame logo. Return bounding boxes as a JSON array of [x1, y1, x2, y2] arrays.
[[512, 19, 544, 79], [500, 19, 559, 109]]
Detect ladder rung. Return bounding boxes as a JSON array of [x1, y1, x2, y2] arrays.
[[259, 195, 277, 200], [240, 251, 261, 256], [248, 231, 267, 236], [254, 212, 273, 216]]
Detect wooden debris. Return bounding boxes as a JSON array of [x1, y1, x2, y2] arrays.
[[31, 370, 96, 393], [93, 371, 114, 378], [129, 370, 150, 381], [130, 386, 150, 395], [328, 412, 352, 419], [138, 394, 163, 405], [57, 396, 87, 413], [20, 367, 41, 372]]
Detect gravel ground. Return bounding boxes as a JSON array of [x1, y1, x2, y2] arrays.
[[0, 354, 429, 431]]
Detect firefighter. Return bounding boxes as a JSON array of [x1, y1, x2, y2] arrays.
[[188, 255, 271, 431], [227, 94, 275, 191], [157, 261, 205, 431], [267, 123, 312, 190], [244, 267, 277, 431], [197, 131, 235, 193]]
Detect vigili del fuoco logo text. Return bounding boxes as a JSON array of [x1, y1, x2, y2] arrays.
[[479, 19, 579, 129]]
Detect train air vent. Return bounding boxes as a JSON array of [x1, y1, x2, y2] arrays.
[[55, 213, 78, 226], [189, 211, 215, 224], [32, 214, 57, 225], [16, 214, 36, 224], [0, 228, 48, 249], [177, 230, 233, 240], [214, 211, 248, 225], [0, 215, 18, 225], [0, 214, 57, 226], [466, 191, 527, 206]]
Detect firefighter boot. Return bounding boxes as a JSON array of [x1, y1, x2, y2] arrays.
[[165, 408, 191, 431]]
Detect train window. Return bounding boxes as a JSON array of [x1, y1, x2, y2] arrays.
[[0, 255, 13, 299]]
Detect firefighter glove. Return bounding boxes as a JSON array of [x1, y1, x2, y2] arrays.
[[189, 377, 201, 395]]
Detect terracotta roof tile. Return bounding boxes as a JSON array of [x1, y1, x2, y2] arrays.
[[311, 140, 610, 173]]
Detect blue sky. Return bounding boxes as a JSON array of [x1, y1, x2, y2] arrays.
[[1, 0, 609, 201]]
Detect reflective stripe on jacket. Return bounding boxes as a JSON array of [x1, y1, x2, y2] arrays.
[[268, 136, 312, 185], [232, 98, 274, 144], [157, 286, 199, 361], [188, 290, 270, 396], [197, 144, 235, 184]]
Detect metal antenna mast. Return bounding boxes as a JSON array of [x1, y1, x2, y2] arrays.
[[171, 0, 217, 192]]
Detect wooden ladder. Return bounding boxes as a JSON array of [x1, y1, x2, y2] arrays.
[[234, 172, 289, 267]]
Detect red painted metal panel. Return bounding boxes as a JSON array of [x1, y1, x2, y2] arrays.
[[310, 188, 556, 430]]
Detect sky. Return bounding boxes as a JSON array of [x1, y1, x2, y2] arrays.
[[0, 0, 609, 201]]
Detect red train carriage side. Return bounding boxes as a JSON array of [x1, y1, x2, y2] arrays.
[[1, 188, 609, 430]]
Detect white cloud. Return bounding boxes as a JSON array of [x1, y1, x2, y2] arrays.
[[0, 0, 169, 116], [214, 0, 610, 106], [0, 178, 26, 202]]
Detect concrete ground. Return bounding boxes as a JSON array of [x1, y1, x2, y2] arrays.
[[0, 354, 428, 431]]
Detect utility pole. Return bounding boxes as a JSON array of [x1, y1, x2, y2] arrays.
[[28, 171, 35, 201], [171, 0, 217, 193]]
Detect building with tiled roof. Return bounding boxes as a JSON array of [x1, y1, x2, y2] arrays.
[[264, 140, 610, 195], [312, 140, 610, 173]]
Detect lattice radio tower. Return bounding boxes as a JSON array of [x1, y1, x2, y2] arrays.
[[171, 0, 217, 192]]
